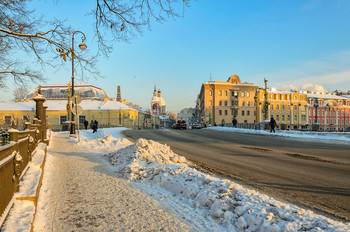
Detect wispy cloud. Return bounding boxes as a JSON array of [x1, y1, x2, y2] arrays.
[[261, 50, 350, 91]]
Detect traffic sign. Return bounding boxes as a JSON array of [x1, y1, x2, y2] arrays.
[[72, 105, 83, 115], [72, 95, 82, 104]]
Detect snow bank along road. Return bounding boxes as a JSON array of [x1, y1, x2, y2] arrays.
[[33, 132, 192, 231], [123, 128, 350, 221]]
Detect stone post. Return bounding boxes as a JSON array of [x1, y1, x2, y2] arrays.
[[32, 86, 46, 143]]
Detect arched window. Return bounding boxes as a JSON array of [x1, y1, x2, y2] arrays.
[[209, 100, 212, 106], [224, 91, 228, 96], [219, 101, 222, 106], [276, 104, 280, 110], [247, 101, 251, 106], [219, 90, 222, 96], [294, 105, 297, 111], [209, 90, 212, 96]]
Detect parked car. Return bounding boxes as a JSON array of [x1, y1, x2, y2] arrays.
[[171, 123, 177, 129], [176, 120, 187, 129], [192, 123, 202, 129]]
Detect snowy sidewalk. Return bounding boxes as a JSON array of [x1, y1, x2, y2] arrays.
[[33, 132, 192, 231]]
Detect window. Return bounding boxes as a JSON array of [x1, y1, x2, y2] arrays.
[[282, 114, 285, 122], [242, 110, 245, 116], [241, 92, 245, 97], [219, 110, 222, 115], [224, 91, 228, 96], [209, 100, 212, 106], [235, 92, 238, 97], [294, 96, 297, 100], [231, 91, 234, 96], [309, 110, 312, 115], [322, 119, 324, 125], [225, 101, 228, 106], [282, 104, 285, 110], [231, 100, 234, 106], [219, 101, 222, 106], [276, 104, 280, 110], [271, 104, 274, 110], [225, 110, 228, 115], [322, 110, 324, 116], [276, 95, 279, 100], [23, 115, 29, 121], [247, 92, 250, 97], [288, 105, 290, 111], [247, 101, 251, 106], [209, 90, 212, 96], [301, 115, 306, 121], [309, 119, 312, 124], [276, 114, 280, 121], [219, 90, 222, 96], [342, 111, 344, 116], [287, 114, 290, 122], [294, 105, 297, 111], [247, 110, 250, 116], [294, 114, 297, 122], [79, 115, 86, 124], [242, 101, 245, 106], [326, 119, 329, 124], [60, 115, 67, 125]]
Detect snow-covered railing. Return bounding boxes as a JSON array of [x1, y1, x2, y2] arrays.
[[0, 87, 49, 229]]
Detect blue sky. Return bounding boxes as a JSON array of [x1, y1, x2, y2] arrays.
[[2, 0, 350, 112]]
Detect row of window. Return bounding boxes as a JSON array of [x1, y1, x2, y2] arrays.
[[218, 110, 254, 116], [309, 99, 350, 107], [209, 90, 251, 97], [271, 114, 307, 122], [309, 109, 349, 117], [308, 118, 350, 126], [269, 94, 305, 101], [60, 115, 86, 125], [270, 104, 304, 111]]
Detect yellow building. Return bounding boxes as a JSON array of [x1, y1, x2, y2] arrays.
[[199, 75, 259, 125], [0, 83, 160, 130], [255, 88, 308, 129]]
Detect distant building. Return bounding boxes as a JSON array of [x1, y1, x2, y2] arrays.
[[150, 85, 166, 116], [1, 83, 160, 130], [255, 89, 308, 128], [178, 108, 195, 124], [199, 74, 259, 125], [306, 92, 350, 131]]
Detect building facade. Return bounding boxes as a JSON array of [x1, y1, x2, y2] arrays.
[[199, 75, 259, 125], [0, 83, 160, 130], [255, 89, 308, 128], [307, 93, 350, 131]]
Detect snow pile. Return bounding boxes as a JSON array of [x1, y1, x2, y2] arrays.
[[106, 138, 350, 232], [76, 134, 132, 153], [105, 138, 188, 180]]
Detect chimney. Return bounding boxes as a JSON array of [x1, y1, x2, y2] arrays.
[[117, 85, 121, 102]]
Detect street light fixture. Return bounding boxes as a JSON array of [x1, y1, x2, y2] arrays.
[[70, 30, 87, 137]]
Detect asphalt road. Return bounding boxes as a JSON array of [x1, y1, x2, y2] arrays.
[[123, 128, 350, 222]]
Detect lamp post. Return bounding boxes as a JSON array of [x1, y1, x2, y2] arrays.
[[70, 30, 87, 137], [209, 82, 215, 125], [314, 98, 319, 124]]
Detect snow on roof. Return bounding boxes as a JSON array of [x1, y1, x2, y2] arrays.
[[307, 93, 347, 100], [0, 101, 35, 111], [26, 83, 109, 100], [0, 100, 134, 111]]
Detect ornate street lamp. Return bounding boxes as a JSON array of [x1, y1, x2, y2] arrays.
[[70, 30, 87, 137], [314, 98, 319, 124]]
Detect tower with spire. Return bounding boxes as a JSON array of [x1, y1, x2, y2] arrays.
[[151, 84, 166, 116]]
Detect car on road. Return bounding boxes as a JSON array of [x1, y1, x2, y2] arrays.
[[192, 123, 202, 129], [176, 120, 187, 129]]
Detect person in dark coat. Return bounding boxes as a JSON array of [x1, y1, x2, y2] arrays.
[[270, 116, 277, 133], [90, 120, 94, 129], [92, 123, 97, 133], [94, 120, 98, 129], [84, 120, 89, 130], [232, 118, 237, 128]]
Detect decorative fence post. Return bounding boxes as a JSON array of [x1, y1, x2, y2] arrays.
[[32, 86, 47, 143]]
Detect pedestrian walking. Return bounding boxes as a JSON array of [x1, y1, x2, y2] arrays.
[[270, 116, 277, 133], [84, 120, 89, 130], [90, 120, 94, 129], [232, 118, 237, 128]]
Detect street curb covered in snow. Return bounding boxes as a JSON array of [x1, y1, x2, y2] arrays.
[[1, 132, 50, 232]]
